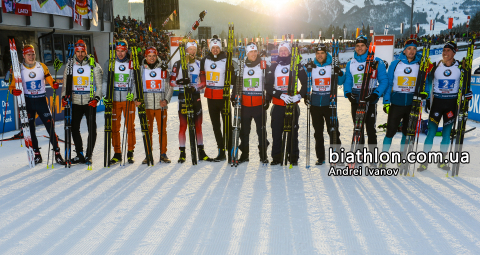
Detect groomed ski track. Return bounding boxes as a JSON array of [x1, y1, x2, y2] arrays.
[[1, 52, 480, 254]]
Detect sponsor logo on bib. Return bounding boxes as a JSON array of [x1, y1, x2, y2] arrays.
[[444, 69, 452, 77], [319, 69, 326, 76], [150, 71, 157, 77], [28, 72, 36, 78], [248, 69, 255, 76], [77, 68, 84, 74], [357, 65, 364, 71], [189, 66, 194, 72], [210, 63, 217, 69], [404, 67, 412, 74], [119, 65, 126, 71], [281, 67, 289, 74]]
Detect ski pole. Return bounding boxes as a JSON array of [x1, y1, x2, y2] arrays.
[[47, 56, 62, 169]]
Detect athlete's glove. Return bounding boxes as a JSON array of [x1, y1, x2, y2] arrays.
[[333, 66, 344, 76], [11, 89, 22, 96], [292, 94, 302, 103], [62, 95, 70, 107], [263, 100, 270, 110], [88, 97, 100, 107], [346, 93, 357, 104], [419, 91, 428, 100], [425, 100, 431, 113], [280, 94, 293, 104], [304, 96, 311, 106], [176, 77, 191, 86], [465, 91, 473, 101], [52, 82, 60, 90], [126, 92, 134, 101], [383, 103, 390, 114], [364, 93, 379, 102]]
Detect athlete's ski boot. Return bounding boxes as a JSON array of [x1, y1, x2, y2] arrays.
[[160, 154, 171, 163], [270, 154, 282, 165], [85, 154, 92, 165], [315, 159, 325, 165], [437, 162, 450, 170], [258, 146, 269, 164], [127, 150, 134, 164], [178, 148, 186, 163], [109, 153, 122, 165], [71, 152, 86, 164], [417, 162, 428, 172], [34, 149, 42, 165], [198, 145, 216, 162], [214, 148, 226, 161], [54, 148, 66, 165]]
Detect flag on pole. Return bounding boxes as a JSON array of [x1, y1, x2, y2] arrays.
[[448, 18, 453, 29], [416, 23, 420, 34], [400, 22, 404, 34], [319, 31, 322, 40], [282, 35, 285, 41], [467, 16, 471, 28], [344, 28, 347, 39], [430, 20, 434, 31], [384, 24, 389, 35], [290, 34, 294, 43], [149, 22, 152, 32], [356, 28, 360, 38], [301, 33, 304, 42], [370, 30, 374, 37]]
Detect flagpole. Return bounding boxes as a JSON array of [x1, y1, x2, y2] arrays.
[[410, 0, 414, 36]]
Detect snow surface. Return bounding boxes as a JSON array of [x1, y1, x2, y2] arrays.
[[2, 53, 480, 254]]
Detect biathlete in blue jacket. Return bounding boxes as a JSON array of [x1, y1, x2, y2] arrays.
[[380, 39, 427, 167], [343, 35, 388, 164], [305, 43, 346, 165]]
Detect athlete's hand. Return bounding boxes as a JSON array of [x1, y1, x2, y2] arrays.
[[280, 94, 293, 104], [291, 94, 302, 103], [346, 93, 357, 104], [420, 91, 428, 100], [263, 100, 270, 110], [126, 92, 134, 101], [383, 103, 390, 114], [11, 89, 22, 96], [88, 97, 100, 107], [365, 93, 379, 102], [334, 66, 344, 76], [177, 77, 191, 85], [160, 100, 167, 108]]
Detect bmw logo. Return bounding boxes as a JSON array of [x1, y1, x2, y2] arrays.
[[248, 69, 255, 76], [189, 66, 194, 72], [119, 65, 126, 71], [281, 67, 289, 74], [210, 63, 217, 69], [28, 72, 36, 78], [404, 67, 412, 74], [150, 71, 157, 77], [319, 69, 326, 76], [444, 69, 452, 77], [77, 68, 84, 74], [357, 65, 364, 71], [434, 112, 439, 117]]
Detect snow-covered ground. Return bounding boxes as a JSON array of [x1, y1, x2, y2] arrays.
[[2, 54, 480, 254]]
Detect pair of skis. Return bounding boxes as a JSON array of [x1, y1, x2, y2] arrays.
[[400, 40, 432, 176], [280, 42, 300, 169], [64, 42, 74, 168], [9, 39, 35, 168], [231, 44, 245, 167], [329, 39, 341, 167], [349, 43, 377, 168], [132, 46, 154, 166], [449, 35, 476, 177], [104, 43, 115, 167], [223, 23, 234, 157], [179, 43, 198, 165]]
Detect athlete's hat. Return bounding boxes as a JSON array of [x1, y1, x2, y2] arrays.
[[75, 39, 87, 53], [209, 35, 222, 51], [22, 44, 35, 55], [115, 39, 128, 51], [144, 46, 158, 56], [278, 41, 291, 53], [355, 35, 368, 46], [246, 42, 258, 54], [444, 41, 457, 54], [186, 40, 197, 50]]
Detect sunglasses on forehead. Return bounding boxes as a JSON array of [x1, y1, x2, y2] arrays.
[[75, 43, 86, 47], [404, 39, 418, 46], [116, 41, 127, 47]]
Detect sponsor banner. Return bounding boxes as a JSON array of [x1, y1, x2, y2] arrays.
[[27, 0, 92, 19], [468, 75, 480, 122], [2, 0, 32, 16], [0, 88, 16, 133], [373, 35, 395, 64]]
